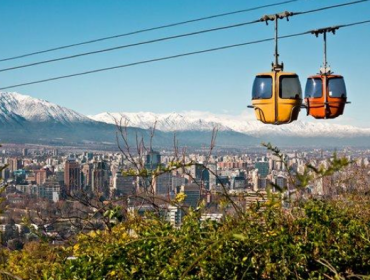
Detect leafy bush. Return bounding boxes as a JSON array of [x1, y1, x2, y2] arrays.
[[2, 195, 370, 280]]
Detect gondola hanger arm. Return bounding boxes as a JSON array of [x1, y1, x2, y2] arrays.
[[308, 25, 343, 74], [260, 11, 295, 71], [260, 11, 294, 25], [310, 26, 341, 37]]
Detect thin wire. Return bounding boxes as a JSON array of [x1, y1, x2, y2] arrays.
[[295, 0, 369, 15], [337, 18, 370, 27], [0, 0, 299, 63], [0, 19, 261, 73], [0, 33, 307, 90], [0, 0, 368, 73], [0, 19, 368, 91]]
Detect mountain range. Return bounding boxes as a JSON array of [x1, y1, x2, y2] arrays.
[[89, 111, 370, 138], [1, 91, 370, 148]]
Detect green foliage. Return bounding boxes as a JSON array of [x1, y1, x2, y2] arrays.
[[2, 242, 68, 280], [1, 196, 370, 279]]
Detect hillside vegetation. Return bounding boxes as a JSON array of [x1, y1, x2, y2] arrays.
[[0, 194, 369, 280]]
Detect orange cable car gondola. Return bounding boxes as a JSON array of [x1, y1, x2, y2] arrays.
[[249, 12, 302, 125], [304, 26, 350, 119]]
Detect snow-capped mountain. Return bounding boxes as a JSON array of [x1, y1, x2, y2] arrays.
[[1, 91, 370, 147], [0, 92, 91, 124], [89, 111, 370, 138], [88, 112, 232, 132], [0, 91, 130, 146]]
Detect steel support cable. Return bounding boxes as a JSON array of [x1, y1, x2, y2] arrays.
[[0, 0, 368, 73], [0, 0, 299, 63], [1, 18, 369, 91], [337, 18, 370, 27], [0, 19, 261, 73], [0, 34, 307, 90], [293, 0, 369, 15]]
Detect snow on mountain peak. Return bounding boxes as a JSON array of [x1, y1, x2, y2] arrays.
[[0, 91, 90, 124], [89, 111, 370, 138], [88, 111, 231, 132], [2, 91, 370, 139]]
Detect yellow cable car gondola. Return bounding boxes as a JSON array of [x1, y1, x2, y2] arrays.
[[249, 12, 302, 125], [252, 71, 302, 124], [304, 27, 350, 119]]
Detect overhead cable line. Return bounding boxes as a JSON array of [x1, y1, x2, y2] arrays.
[[0, 0, 299, 63], [0, 19, 261, 73], [0, 36, 282, 90], [0, 0, 368, 73], [1, 19, 369, 91], [295, 0, 369, 15]]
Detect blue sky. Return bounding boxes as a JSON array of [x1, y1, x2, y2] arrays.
[[0, 0, 369, 127]]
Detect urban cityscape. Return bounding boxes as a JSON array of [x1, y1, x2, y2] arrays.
[[1, 142, 369, 248]]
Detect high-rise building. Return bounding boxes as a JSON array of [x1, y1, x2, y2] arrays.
[[231, 176, 246, 190], [91, 161, 110, 197], [35, 170, 47, 186], [13, 170, 26, 184], [276, 175, 287, 190], [40, 176, 61, 202], [172, 176, 187, 190], [22, 148, 28, 157], [7, 158, 22, 173], [85, 152, 93, 161], [208, 163, 217, 191], [166, 205, 183, 228], [81, 164, 92, 190], [145, 150, 161, 169], [257, 178, 270, 190], [64, 159, 81, 195], [269, 158, 275, 171], [35, 168, 52, 186], [255, 161, 269, 178], [251, 169, 259, 191], [1, 168, 10, 181], [190, 164, 209, 189], [216, 176, 230, 191], [52, 149, 59, 157], [153, 172, 172, 195], [55, 170, 64, 186], [113, 172, 135, 196], [178, 184, 201, 209]]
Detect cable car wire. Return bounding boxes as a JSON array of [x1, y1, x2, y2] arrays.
[[0, 18, 261, 73], [337, 18, 370, 28], [295, 0, 369, 15], [0, 18, 369, 91], [0, 0, 300, 63], [0, 0, 368, 74]]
